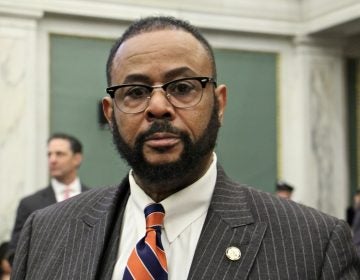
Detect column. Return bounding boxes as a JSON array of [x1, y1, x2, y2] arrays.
[[282, 35, 348, 218], [0, 12, 42, 242]]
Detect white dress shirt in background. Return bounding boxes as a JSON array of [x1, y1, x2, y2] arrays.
[[51, 177, 81, 202]]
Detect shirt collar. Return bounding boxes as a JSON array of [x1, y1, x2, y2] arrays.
[[51, 177, 81, 194], [129, 153, 217, 243]]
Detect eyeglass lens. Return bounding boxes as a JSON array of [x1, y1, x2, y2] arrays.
[[113, 78, 206, 113]]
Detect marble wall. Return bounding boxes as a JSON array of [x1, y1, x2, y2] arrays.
[[0, 16, 41, 242]]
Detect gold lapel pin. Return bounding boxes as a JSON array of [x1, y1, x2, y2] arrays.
[[226, 246, 241, 261]]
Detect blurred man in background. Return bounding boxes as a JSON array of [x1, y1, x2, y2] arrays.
[[0, 242, 11, 280], [7, 133, 89, 264], [347, 190, 360, 227], [351, 190, 360, 254], [275, 180, 294, 200]]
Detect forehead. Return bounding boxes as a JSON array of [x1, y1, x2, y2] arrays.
[[48, 138, 71, 152], [110, 29, 212, 83]]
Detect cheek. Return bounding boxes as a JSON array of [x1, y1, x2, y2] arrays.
[[179, 108, 211, 141], [181, 98, 214, 139], [65, 159, 75, 169], [116, 115, 143, 144]]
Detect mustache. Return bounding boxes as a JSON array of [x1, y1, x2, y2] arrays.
[[135, 121, 185, 145]]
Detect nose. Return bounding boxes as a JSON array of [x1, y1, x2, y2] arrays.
[[144, 89, 175, 121], [48, 153, 57, 164]]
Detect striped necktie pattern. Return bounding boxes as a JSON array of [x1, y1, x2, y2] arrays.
[[123, 203, 168, 280]]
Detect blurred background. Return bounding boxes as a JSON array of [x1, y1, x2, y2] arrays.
[[1, 0, 360, 244]]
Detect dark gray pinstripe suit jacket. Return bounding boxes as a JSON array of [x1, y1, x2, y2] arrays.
[[11, 166, 360, 279], [8, 184, 89, 264]]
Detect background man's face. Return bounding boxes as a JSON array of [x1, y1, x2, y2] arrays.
[[276, 190, 292, 200], [48, 138, 82, 183]]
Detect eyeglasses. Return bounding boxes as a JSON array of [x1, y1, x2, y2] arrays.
[[106, 76, 216, 114]]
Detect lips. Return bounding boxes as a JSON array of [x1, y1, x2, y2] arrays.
[[145, 132, 180, 148]]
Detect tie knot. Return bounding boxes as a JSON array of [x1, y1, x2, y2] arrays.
[[144, 203, 165, 229]]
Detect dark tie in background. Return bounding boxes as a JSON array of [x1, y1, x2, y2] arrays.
[[123, 203, 168, 280]]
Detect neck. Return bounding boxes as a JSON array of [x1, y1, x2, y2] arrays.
[[55, 174, 77, 186]]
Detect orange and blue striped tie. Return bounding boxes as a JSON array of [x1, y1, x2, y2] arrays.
[[123, 203, 168, 280]]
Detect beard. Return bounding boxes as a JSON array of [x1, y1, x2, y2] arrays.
[[110, 99, 221, 185]]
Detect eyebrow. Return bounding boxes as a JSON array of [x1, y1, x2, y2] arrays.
[[163, 67, 198, 80], [120, 74, 150, 84], [121, 66, 198, 85]]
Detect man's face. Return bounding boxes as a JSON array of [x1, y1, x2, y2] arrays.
[[276, 190, 292, 200], [103, 29, 227, 185], [354, 193, 360, 207], [48, 138, 82, 183]]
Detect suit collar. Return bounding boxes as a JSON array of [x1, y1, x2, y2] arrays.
[[80, 180, 129, 227], [41, 185, 57, 202], [209, 165, 254, 227], [62, 179, 130, 280], [78, 164, 252, 229]]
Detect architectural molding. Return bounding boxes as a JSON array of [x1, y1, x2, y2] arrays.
[[2, 0, 360, 37], [0, 1, 43, 19]]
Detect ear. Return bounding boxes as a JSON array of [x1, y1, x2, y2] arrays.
[[74, 153, 83, 169], [214, 84, 227, 124], [102, 96, 114, 125]]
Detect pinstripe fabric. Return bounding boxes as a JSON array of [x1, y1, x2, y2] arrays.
[[11, 183, 128, 280], [8, 183, 89, 260], [11, 165, 360, 279], [187, 166, 360, 279]]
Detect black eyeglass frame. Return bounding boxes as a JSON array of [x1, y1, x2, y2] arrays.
[[106, 76, 217, 114]]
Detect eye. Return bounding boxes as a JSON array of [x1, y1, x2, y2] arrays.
[[123, 86, 149, 99], [168, 81, 195, 96]]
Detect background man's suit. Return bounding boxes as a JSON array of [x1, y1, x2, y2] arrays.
[[352, 208, 360, 254], [8, 184, 89, 262], [11, 167, 360, 279]]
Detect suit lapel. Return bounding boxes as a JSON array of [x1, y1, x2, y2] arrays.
[[61, 179, 130, 280], [42, 185, 57, 204], [188, 166, 267, 280], [95, 181, 130, 280], [80, 183, 90, 192]]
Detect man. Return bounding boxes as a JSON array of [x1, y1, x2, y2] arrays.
[[8, 133, 89, 264], [275, 180, 294, 200], [347, 190, 360, 227], [11, 16, 360, 279], [0, 242, 11, 280], [351, 190, 360, 253]]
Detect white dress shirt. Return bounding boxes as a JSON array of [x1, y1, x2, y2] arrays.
[[111, 153, 217, 280], [51, 177, 81, 202]]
